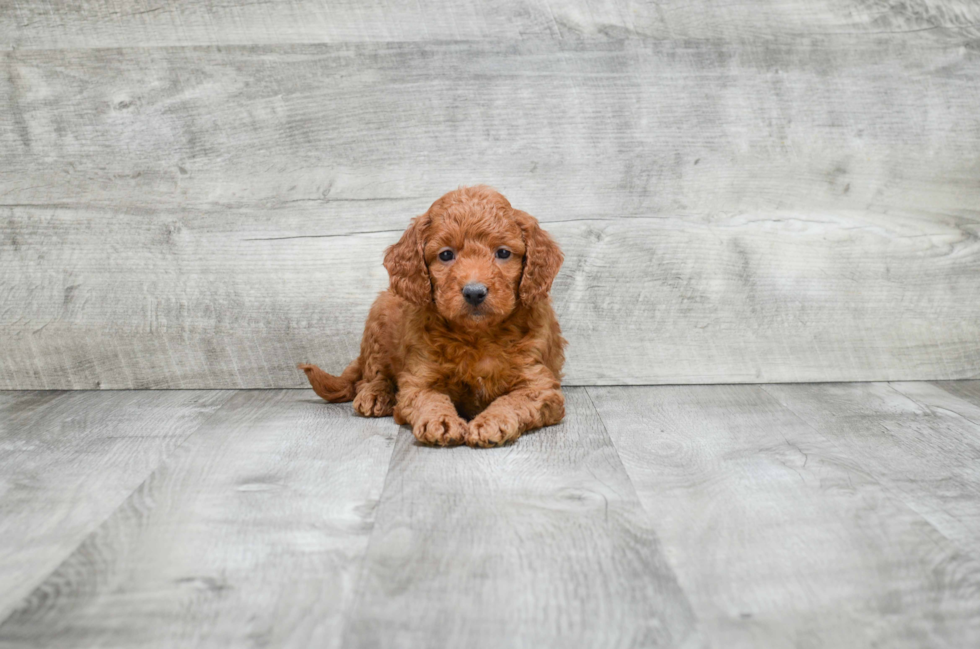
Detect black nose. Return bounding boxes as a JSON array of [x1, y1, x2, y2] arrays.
[[462, 282, 488, 306]]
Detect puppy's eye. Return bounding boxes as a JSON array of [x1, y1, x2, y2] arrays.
[[438, 249, 455, 262], [495, 248, 512, 260]]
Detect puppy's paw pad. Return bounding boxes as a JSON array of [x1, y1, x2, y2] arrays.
[[413, 414, 467, 446], [466, 416, 520, 448]]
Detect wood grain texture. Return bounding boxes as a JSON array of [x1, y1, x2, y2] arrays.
[[2, 38, 979, 388], [341, 388, 700, 649], [765, 382, 980, 556], [3, 384, 980, 647], [2, 0, 978, 48], [4, 41, 978, 219], [0, 389, 230, 621], [588, 384, 980, 648], [0, 391, 397, 648], [934, 380, 980, 406], [4, 210, 977, 388]]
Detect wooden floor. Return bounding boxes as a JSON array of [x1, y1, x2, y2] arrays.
[[2, 382, 980, 648]]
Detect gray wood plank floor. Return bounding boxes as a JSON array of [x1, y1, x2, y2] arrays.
[[342, 389, 698, 649], [0, 390, 396, 648], [589, 384, 980, 647], [1, 382, 979, 648], [0, 390, 232, 621]]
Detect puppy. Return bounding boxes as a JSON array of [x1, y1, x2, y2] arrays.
[[299, 185, 566, 447]]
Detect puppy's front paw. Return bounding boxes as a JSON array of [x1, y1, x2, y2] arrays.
[[413, 413, 467, 447], [466, 413, 521, 448]]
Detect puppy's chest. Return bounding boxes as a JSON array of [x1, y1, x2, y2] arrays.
[[438, 346, 519, 407]]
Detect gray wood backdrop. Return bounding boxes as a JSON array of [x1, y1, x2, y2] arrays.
[[2, 1, 979, 389]]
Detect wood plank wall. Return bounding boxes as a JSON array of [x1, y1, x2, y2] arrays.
[[1, 2, 978, 389]]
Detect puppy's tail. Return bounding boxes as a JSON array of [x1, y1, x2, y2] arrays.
[[297, 357, 361, 403]]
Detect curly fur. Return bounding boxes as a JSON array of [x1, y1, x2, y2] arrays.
[[299, 185, 566, 447]]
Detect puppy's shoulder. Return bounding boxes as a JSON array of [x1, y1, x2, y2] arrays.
[[364, 289, 409, 326], [521, 300, 566, 376]]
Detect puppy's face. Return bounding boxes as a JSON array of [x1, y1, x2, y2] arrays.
[[423, 203, 526, 327], [384, 186, 563, 328]]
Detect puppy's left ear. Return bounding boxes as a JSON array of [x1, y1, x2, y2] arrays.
[[514, 210, 563, 306], [384, 213, 432, 306]]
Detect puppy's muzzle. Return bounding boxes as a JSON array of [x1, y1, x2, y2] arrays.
[[462, 282, 488, 306]]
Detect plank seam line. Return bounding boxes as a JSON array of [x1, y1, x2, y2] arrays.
[[583, 387, 648, 507], [332, 426, 406, 644], [242, 228, 401, 241]]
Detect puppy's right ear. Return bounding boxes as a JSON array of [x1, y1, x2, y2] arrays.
[[514, 210, 563, 306], [383, 213, 432, 306]]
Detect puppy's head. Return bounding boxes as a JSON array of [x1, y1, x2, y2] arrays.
[[384, 186, 562, 327]]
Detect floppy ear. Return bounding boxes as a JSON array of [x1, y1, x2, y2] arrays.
[[514, 210, 563, 306], [383, 213, 432, 306]]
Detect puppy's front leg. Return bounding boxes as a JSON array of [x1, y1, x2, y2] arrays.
[[394, 380, 468, 447], [466, 367, 565, 448]]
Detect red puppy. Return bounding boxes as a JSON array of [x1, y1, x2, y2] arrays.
[[299, 185, 566, 447]]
